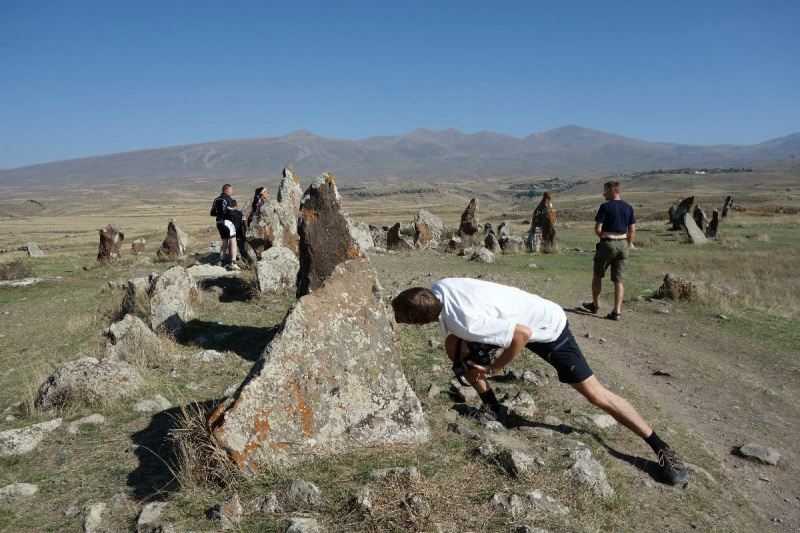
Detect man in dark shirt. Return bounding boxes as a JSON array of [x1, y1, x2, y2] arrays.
[[211, 183, 240, 270], [583, 181, 636, 320]]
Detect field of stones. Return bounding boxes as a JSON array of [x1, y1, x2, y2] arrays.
[[0, 166, 798, 532]]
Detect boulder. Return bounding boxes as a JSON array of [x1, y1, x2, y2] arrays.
[[413, 210, 444, 250], [500, 236, 525, 255], [0, 483, 38, 497], [682, 213, 708, 244], [484, 233, 500, 252], [97, 224, 124, 264], [470, 247, 494, 263], [133, 395, 171, 413], [104, 314, 162, 364], [287, 518, 322, 533], [347, 219, 375, 254], [209, 260, 429, 473], [256, 246, 300, 295], [285, 479, 323, 507], [497, 221, 512, 240], [246, 166, 302, 259], [722, 196, 733, 218], [26, 242, 44, 258], [386, 222, 413, 251], [0, 418, 62, 456], [137, 501, 167, 533], [36, 357, 144, 411], [148, 266, 198, 335], [499, 449, 544, 477], [131, 238, 146, 255], [445, 236, 464, 255], [156, 219, 188, 261], [527, 192, 557, 252], [737, 443, 781, 465], [368, 225, 388, 249], [706, 209, 720, 238], [295, 173, 366, 297], [656, 273, 697, 300], [457, 198, 480, 247]]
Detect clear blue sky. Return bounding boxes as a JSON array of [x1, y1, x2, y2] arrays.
[[1, 0, 798, 169]]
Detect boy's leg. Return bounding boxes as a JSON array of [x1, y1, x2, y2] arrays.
[[219, 239, 229, 264], [445, 335, 501, 415], [570, 375, 651, 437], [229, 237, 238, 263]]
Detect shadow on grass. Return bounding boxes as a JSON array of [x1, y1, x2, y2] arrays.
[[198, 276, 252, 303], [179, 320, 281, 361], [126, 399, 218, 501], [598, 441, 663, 483]]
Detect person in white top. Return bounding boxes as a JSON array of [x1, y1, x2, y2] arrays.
[[391, 278, 688, 485]]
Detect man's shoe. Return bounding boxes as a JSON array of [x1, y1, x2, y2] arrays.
[[657, 447, 689, 485], [226, 263, 241, 271]]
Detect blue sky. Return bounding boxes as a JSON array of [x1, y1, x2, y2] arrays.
[[1, 0, 798, 168]]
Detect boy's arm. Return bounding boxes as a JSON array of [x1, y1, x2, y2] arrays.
[[467, 324, 532, 375]]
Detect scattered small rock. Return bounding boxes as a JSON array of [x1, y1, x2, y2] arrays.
[[426, 384, 441, 398], [0, 483, 38, 498], [286, 517, 322, 533], [0, 418, 63, 456], [353, 486, 372, 513], [428, 339, 442, 349], [736, 443, 781, 465], [133, 395, 171, 413], [82, 502, 106, 533], [209, 493, 243, 530], [67, 414, 105, 435], [253, 492, 282, 514], [371, 467, 420, 482], [585, 414, 617, 429], [285, 479, 323, 507], [519, 426, 554, 438], [192, 349, 225, 362], [137, 501, 168, 533]]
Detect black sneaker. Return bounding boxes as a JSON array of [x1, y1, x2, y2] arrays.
[[657, 447, 689, 485]]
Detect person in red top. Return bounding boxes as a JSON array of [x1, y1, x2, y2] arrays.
[[583, 181, 636, 320]]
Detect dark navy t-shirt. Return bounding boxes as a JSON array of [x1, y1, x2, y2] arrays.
[[595, 200, 636, 233]]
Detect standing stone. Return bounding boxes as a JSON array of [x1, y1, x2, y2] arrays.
[[501, 236, 525, 255], [413, 210, 445, 250], [256, 246, 299, 295], [148, 266, 198, 335], [97, 224, 124, 264], [210, 260, 429, 474], [692, 205, 708, 231], [156, 219, 188, 261], [722, 196, 733, 218], [672, 197, 695, 231], [131, 238, 146, 255], [484, 223, 494, 235], [497, 221, 512, 240], [369, 225, 388, 249], [706, 209, 720, 238], [347, 219, 375, 254], [246, 166, 303, 260], [457, 198, 480, 247], [387, 223, 413, 251], [26, 242, 44, 258], [296, 173, 366, 297], [682, 213, 708, 244], [445, 236, 464, 255], [104, 314, 162, 364], [527, 192, 557, 252], [484, 233, 500, 253]]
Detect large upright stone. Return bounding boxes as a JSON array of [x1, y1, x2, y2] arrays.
[[692, 205, 707, 231], [527, 192, 557, 252], [148, 266, 198, 335], [156, 219, 188, 261], [722, 196, 733, 218], [387, 223, 413, 251], [296, 173, 365, 297], [706, 209, 720, 238], [131, 238, 146, 255], [682, 213, 708, 244], [457, 198, 480, 247], [413, 210, 444, 250], [672, 196, 695, 231], [369, 225, 388, 249], [246, 166, 303, 260], [209, 260, 429, 473], [347, 219, 375, 254], [97, 224, 124, 264], [26, 242, 44, 258]]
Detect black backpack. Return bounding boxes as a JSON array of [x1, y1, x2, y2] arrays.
[[210, 196, 226, 217]]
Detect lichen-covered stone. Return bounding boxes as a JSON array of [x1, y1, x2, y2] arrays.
[[246, 166, 303, 259], [413, 210, 444, 250], [256, 246, 299, 295], [97, 224, 124, 264], [527, 192, 556, 252], [0, 418, 62, 456], [457, 198, 480, 247], [445, 236, 464, 255], [387, 222, 413, 251], [210, 260, 429, 473], [368, 225, 388, 249], [26, 242, 44, 258], [682, 212, 708, 244], [706, 209, 720, 238], [36, 357, 144, 411], [156, 219, 188, 261], [295, 173, 365, 297], [148, 266, 198, 335], [471, 247, 494, 263], [104, 314, 161, 364], [500, 236, 525, 255]]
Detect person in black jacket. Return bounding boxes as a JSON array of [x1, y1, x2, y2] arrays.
[[230, 199, 246, 262], [211, 183, 240, 270]]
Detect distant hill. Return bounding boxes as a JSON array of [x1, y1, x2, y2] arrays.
[[1, 126, 798, 185]]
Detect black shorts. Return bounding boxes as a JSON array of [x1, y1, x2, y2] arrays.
[[216, 220, 234, 239], [526, 323, 593, 384]]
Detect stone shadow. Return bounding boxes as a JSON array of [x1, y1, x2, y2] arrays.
[[198, 276, 252, 303], [179, 319, 281, 362], [126, 399, 220, 501]]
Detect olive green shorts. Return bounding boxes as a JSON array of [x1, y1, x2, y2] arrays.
[[593, 239, 629, 282]]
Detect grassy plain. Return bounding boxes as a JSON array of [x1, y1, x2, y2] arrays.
[[0, 166, 798, 531]]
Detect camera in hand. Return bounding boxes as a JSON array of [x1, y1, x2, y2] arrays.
[[452, 341, 498, 386]]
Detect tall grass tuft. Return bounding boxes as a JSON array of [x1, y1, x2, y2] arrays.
[[0, 258, 36, 281]]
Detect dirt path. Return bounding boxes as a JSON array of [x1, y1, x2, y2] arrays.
[[566, 302, 799, 530]]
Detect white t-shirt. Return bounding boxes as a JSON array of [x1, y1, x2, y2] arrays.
[[431, 278, 566, 347]]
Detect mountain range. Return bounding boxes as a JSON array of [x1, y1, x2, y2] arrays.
[[2, 125, 798, 185]]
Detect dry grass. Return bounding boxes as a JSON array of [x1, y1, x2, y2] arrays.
[[0, 258, 36, 280], [20, 367, 50, 419], [539, 241, 561, 254], [168, 401, 245, 491]]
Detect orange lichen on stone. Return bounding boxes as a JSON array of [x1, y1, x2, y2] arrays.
[[301, 209, 318, 221]]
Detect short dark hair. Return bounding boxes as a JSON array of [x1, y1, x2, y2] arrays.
[[604, 181, 621, 193], [222, 183, 232, 193], [231, 199, 238, 207], [391, 287, 442, 325]]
